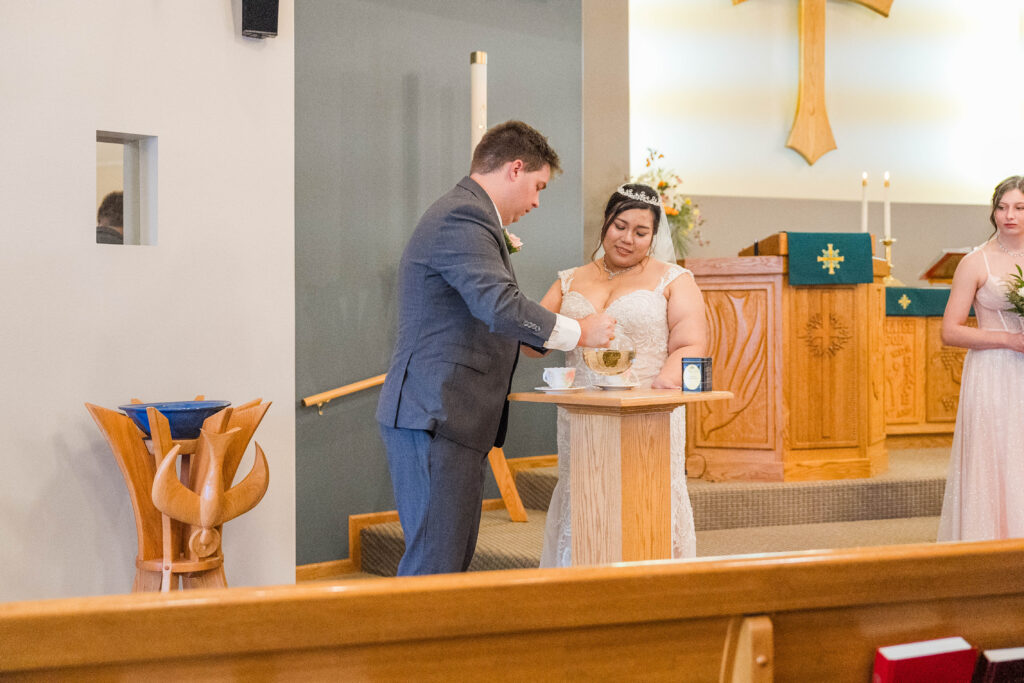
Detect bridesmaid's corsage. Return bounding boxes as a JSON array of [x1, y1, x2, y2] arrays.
[[1005, 265, 1024, 317], [504, 229, 523, 254]]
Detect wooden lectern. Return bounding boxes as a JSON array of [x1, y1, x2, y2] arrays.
[[920, 248, 971, 285], [684, 232, 888, 482], [509, 388, 731, 566]]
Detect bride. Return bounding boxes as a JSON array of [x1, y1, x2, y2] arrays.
[[524, 183, 708, 567]]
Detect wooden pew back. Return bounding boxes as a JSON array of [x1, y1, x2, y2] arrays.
[[3, 540, 1024, 681]]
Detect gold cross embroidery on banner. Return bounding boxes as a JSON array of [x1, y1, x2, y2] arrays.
[[898, 294, 912, 309], [817, 243, 844, 275], [733, 0, 894, 164]]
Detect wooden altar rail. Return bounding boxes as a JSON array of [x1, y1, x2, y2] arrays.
[[6, 540, 1024, 681]]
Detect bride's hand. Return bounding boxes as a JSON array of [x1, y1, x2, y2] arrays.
[[651, 374, 680, 390]]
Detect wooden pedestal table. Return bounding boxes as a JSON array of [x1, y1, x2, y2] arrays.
[[508, 388, 732, 566]]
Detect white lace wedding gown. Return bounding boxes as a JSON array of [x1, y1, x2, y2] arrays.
[[937, 245, 1024, 541], [539, 263, 698, 567]]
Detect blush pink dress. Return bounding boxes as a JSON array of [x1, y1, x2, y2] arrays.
[[539, 263, 697, 567], [937, 245, 1024, 541]]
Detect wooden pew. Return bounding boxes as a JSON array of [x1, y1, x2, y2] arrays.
[[3, 540, 1024, 681]]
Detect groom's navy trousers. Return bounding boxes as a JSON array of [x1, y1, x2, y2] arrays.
[[379, 425, 488, 575]]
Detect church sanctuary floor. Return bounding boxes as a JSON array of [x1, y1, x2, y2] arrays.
[[321, 446, 949, 580]]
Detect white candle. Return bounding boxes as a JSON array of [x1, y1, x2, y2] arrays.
[[860, 172, 868, 233], [883, 171, 891, 241], [470, 51, 487, 157]]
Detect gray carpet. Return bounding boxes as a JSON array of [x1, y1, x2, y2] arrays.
[[696, 516, 939, 557], [361, 509, 548, 577], [359, 448, 950, 577], [517, 447, 949, 531], [360, 510, 942, 575]]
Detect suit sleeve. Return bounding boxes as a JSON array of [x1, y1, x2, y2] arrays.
[[431, 201, 557, 347]]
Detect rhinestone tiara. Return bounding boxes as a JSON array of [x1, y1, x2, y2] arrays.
[[616, 184, 661, 207]]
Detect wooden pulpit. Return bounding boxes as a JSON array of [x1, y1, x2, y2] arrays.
[[509, 388, 732, 565], [684, 232, 888, 482]]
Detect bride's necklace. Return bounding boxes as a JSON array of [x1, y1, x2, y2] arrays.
[[996, 237, 1024, 258], [599, 256, 639, 280]]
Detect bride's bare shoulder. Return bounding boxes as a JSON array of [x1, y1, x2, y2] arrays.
[[571, 260, 603, 282], [644, 257, 674, 275], [951, 244, 992, 288]]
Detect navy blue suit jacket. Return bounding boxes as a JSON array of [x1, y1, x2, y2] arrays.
[[376, 177, 558, 452]]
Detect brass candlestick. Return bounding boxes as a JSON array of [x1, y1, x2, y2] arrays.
[[882, 237, 904, 286]]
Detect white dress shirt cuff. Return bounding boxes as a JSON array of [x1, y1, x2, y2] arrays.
[[544, 314, 581, 351]]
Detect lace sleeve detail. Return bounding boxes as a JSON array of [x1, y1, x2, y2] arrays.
[[557, 267, 578, 296], [655, 263, 693, 294]]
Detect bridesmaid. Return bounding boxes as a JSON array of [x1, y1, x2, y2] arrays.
[[938, 175, 1024, 541]]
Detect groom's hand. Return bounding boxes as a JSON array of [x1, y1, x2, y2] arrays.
[[578, 313, 616, 348]]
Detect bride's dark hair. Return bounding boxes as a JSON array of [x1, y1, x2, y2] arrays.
[[590, 183, 662, 261], [991, 175, 1024, 236]]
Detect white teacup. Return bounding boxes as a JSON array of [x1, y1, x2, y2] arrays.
[[542, 367, 576, 389]]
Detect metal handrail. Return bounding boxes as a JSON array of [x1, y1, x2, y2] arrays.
[[302, 374, 386, 415]]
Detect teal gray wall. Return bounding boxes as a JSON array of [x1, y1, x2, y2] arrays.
[[296, 1, 583, 565]]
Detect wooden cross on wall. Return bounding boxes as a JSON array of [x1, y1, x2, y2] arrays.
[[734, 0, 893, 164]]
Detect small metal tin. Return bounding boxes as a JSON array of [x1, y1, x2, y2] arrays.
[[681, 357, 712, 392]]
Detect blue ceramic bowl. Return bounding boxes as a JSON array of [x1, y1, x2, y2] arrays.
[[118, 400, 231, 440]]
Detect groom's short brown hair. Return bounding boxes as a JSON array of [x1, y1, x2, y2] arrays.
[[471, 120, 562, 176]]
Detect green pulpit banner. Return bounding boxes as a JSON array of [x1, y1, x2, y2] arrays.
[[786, 232, 874, 286], [886, 287, 953, 316]]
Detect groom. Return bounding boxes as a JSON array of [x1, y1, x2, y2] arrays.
[[376, 121, 616, 576]]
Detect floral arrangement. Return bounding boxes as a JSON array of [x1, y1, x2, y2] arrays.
[[631, 148, 705, 258], [504, 229, 523, 254], [1006, 265, 1024, 317]]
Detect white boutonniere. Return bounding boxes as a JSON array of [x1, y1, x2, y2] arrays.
[[504, 229, 523, 254]]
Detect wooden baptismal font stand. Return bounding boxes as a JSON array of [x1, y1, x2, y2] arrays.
[[685, 232, 888, 482], [509, 388, 731, 566], [86, 398, 270, 592]]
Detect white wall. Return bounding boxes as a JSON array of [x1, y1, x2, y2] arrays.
[[630, 0, 1023, 206], [0, 1, 295, 602]]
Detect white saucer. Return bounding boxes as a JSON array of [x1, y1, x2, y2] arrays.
[[535, 386, 586, 393], [594, 382, 638, 391]]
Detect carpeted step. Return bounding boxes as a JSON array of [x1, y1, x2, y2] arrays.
[[516, 466, 557, 511], [361, 508, 547, 577], [358, 448, 951, 577], [514, 447, 948, 530], [359, 508, 940, 576], [696, 516, 939, 557]]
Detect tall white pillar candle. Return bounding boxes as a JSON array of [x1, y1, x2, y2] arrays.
[[883, 171, 892, 240], [860, 172, 868, 233], [470, 51, 487, 157]]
